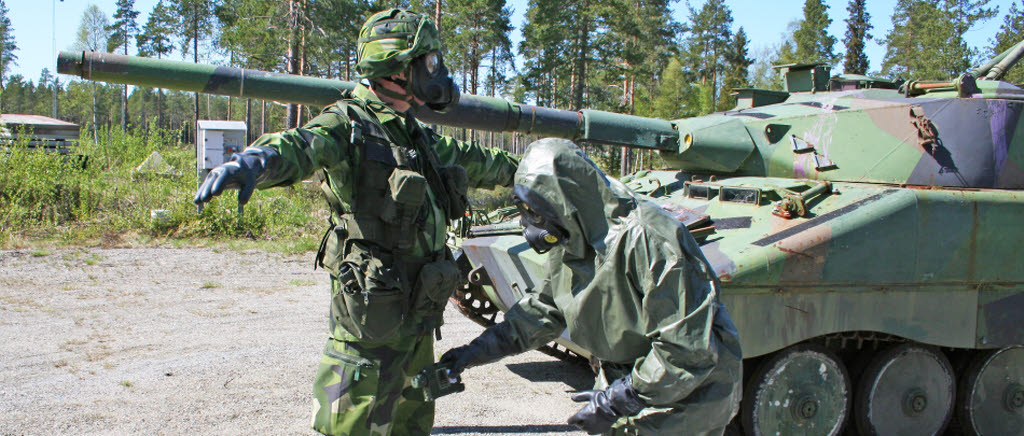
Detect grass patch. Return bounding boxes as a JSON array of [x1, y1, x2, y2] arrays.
[[288, 279, 316, 286], [30, 249, 51, 257], [201, 282, 222, 289], [119, 380, 133, 387], [0, 127, 324, 252], [1, 126, 518, 252]]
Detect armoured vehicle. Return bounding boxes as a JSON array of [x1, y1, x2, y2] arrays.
[[58, 41, 1024, 435]]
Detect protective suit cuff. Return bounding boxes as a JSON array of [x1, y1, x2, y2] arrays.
[[610, 375, 647, 416]]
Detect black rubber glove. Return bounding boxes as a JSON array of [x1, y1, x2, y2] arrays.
[[438, 322, 523, 376], [194, 146, 281, 208], [568, 375, 646, 435]]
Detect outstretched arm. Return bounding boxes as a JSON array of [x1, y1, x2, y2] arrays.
[[193, 104, 357, 208], [430, 130, 519, 189], [439, 264, 566, 373], [249, 107, 354, 188]]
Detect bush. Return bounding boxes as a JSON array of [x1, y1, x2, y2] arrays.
[[0, 126, 324, 248]]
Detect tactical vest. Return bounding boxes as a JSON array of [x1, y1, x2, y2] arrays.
[[313, 95, 468, 342]]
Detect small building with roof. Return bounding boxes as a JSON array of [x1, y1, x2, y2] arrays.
[[0, 114, 80, 154]]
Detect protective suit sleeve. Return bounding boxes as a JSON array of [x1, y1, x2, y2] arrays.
[[248, 105, 353, 188], [627, 226, 720, 406], [428, 128, 519, 189], [501, 264, 568, 352]]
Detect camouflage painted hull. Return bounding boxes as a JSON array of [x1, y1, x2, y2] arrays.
[[460, 177, 1024, 435], [462, 177, 1024, 358]]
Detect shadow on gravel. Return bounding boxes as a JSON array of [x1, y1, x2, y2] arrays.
[[504, 361, 594, 391], [432, 424, 577, 434]]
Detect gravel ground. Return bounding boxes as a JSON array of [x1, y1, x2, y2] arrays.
[[0, 248, 594, 436]]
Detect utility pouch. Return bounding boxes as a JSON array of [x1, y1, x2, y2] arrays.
[[381, 169, 427, 222], [412, 257, 461, 318], [332, 243, 407, 342], [380, 169, 428, 251], [317, 225, 350, 276], [439, 165, 469, 219]]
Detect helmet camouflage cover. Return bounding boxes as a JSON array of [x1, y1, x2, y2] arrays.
[[355, 9, 442, 79]]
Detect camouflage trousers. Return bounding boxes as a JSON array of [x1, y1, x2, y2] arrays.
[[311, 333, 435, 436]]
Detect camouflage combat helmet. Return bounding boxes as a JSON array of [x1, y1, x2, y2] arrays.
[[355, 9, 442, 79]]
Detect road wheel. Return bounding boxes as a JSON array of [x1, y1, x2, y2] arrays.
[[956, 346, 1024, 436], [741, 343, 850, 436], [853, 343, 955, 435]]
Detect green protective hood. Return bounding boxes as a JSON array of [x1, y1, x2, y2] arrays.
[[514, 138, 638, 260], [506, 138, 742, 416]]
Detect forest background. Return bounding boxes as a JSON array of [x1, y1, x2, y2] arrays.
[[2, 0, 1024, 169], [0, 0, 1022, 247]]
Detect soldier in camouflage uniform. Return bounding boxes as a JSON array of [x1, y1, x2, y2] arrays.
[[440, 138, 742, 436], [193, 9, 518, 436]]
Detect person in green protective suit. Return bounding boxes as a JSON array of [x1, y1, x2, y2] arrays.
[[440, 138, 742, 436], [192, 8, 518, 436]]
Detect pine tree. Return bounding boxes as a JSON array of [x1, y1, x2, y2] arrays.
[[0, 0, 18, 112], [106, 0, 140, 54], [843, 0, 872, 74], [518, 0, 677, 173], [137, 0, 176, 129], [648, 58, 688, 119], [884, 0, 998, 79], [106, 0, 140, 131], [684, 0, 733, 110], [137, 0, 175, 59], [34, 69, 57, 116], [883, 0, 959, 79], [991, 0, 1024, 84], [518, 0, 583, 108], [169, 0, 216, 136], [943, 0, 998, 72], [793, 0, 838, 65], [306, 0, 374, 80], [601, 0, 680, 113], [600, 0, 679, 174], [719, 27, 753, 110], [444, 0, 514, 97]]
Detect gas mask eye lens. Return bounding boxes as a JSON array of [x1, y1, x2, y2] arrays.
[[424, 52, 440, 74], [513, 197, 543, 224]]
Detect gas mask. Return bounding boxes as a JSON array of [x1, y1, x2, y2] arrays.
[[513, 185, 568, 254], [382, 51, 460, 113]]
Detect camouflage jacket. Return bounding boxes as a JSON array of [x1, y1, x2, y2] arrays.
[[251, 84, 519, 257]]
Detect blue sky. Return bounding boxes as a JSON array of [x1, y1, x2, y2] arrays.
[[5, 0, 1017, 83]]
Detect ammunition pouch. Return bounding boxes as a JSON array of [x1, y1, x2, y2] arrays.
[[382, 169, 428, 251], [412, 252, 461, 331], [320, 228, 460, 340], [330, 241, 408, 343]]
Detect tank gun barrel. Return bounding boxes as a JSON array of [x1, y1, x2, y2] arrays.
[[985, 41, 1024, 81], [970, 40, 1024, 79], [56, 51, 678, 151]]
